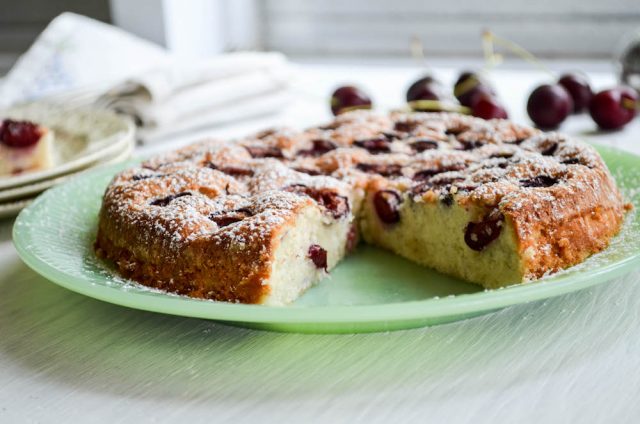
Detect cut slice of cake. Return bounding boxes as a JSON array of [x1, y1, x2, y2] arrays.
[[359, 148, 626, 288], [0, 119, 54, 176], [96, 161, 360, 305]]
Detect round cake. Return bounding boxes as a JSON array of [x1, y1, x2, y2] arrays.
[[95, 111, 629, 305]]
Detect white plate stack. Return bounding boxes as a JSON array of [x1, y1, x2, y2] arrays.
[[0, 103, 136, 219]]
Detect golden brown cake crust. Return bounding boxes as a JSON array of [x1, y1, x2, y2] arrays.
[[95, 111, 629, 302]]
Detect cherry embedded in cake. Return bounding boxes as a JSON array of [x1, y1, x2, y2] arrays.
[[0, 118, 54, 176], [95, 110, 630, 305]]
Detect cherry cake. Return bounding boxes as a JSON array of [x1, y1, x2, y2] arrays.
[[0, 119, 54, 176], [95, 111, 629, 305]]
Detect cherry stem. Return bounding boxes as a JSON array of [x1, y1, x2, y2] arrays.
[[410, 35, 434, 74], [337, 104, 374, 114], [621, 96, 639, 111], [482, 30, 555, 78], [408, 100, 471, 114], [453, 77, 480, 98]]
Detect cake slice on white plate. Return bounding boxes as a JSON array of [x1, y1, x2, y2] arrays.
[[0, 119, 54, 176]]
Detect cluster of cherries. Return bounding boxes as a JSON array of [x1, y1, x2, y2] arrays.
[[330, 71, 639, 131], [330, 72, 508, 121], [528, 75, 638, 130]]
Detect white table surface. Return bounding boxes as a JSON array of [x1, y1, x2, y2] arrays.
[[1, 61, 640, 423]]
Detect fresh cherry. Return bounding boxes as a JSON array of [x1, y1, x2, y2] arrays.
[[558, 73, 593, 114], [406, 75, 441, 101], [526, 84, 573, 129], [454, 71, 476, 87], [589, 87, 638, 130], [471, 95, 508, 120], [330, 86, 372, 116], [406, 79, 454, 112], [454, 72, 495, 107], [466, 85, 498, 108], [407, 86, 443, 111], [0, 119, 42, 148]]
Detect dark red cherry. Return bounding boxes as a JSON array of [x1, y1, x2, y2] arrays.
[[394, 121, 419, 133], [353, 137, 391, 154], [589, 87, 638, 130], [561, 157, 581, 165], [457, 139, 486, 151], [298, 139, 337, 157], [373, 190, 402, 224], [330, 86, 372, 116], [526, 84, 573, 129], [471, 95, 508, 120], [410, 139, 439, 152], [308, 244, 328, 271], [464, 212, 504, 251], [150, 192, 192, 206], [466, 85, 497, 108], [406, 76, 456, 111], [0, 119, 42, 148], [285, 185, 350, 219], [454, 72, 495, 107], [519, 175, 559, 188], [540, 142, 558, 156], [406, 75, 440, 102], [209, 208, 253, 227], [558, 73, 593, 114], [244, 145, 284, 158]]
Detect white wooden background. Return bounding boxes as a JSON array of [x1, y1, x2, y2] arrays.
[[3, 0, 640, 75], [262, 0, 640, 58], [1, 61, 640, 423]]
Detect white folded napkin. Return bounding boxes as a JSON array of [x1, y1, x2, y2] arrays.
[[98, 52, 293, 143], [137, 89, 291, 141], [0, 12, 170, 108]]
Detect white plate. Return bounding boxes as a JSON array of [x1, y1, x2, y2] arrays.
[[0, 198, 32, 220], [0, 137, 136, 203], [0, 102, 135, 190]]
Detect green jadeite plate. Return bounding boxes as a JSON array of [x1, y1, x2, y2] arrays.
[[12, 145, 640, 333]]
